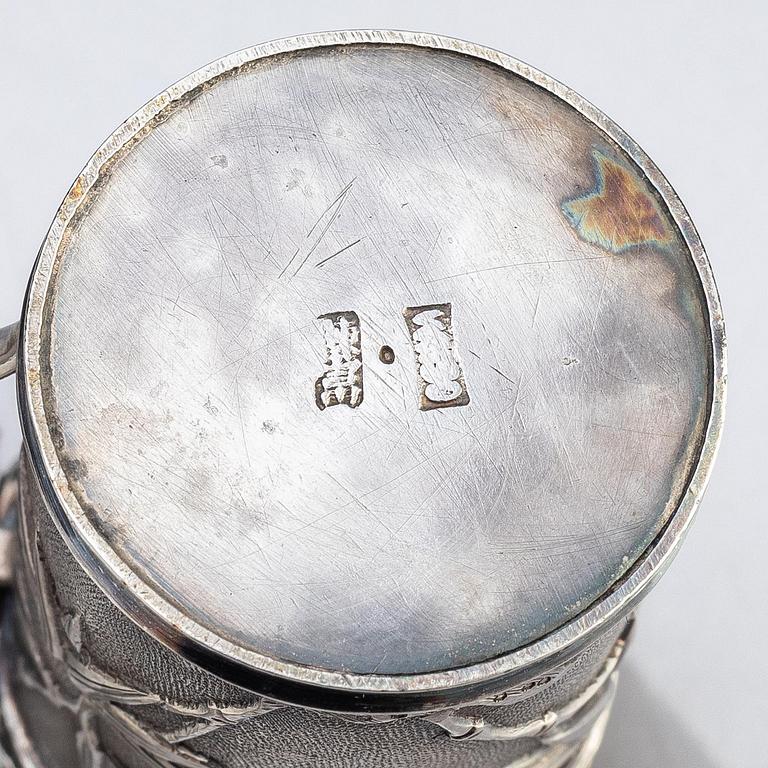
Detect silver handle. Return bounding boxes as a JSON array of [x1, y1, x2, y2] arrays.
[[0, 321, 20, 585], [0, 322, 19, 380]]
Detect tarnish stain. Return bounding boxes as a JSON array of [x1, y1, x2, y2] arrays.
[[562, 149, 673, 254], [64, 177, 87, 207]]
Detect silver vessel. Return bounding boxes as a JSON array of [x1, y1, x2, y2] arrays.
[[0, 30, 725, 768]]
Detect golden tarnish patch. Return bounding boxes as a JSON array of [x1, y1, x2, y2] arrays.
[[562, 150, 673, 253], [65, 177, 86, 206]]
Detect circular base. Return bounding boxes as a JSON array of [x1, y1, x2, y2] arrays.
[[19, 30, 724, 705]]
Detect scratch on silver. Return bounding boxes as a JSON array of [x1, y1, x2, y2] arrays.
[[315, 311, 364, 411], [404, 303, 470, 410]]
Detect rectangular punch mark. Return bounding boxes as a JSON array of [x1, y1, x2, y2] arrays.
[[403, 303, 470, 411], [315, 311, 364, 410]]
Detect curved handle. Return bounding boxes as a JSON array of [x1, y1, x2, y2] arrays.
[[0, 322, 20, 586], [0, 322, 19, 380]]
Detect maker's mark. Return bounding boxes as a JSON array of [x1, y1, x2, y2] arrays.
[[315, 311, 364, 411], [404, 303, 470, 411]]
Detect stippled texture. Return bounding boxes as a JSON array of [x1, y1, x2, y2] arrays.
[[6, 455, 626, 767]]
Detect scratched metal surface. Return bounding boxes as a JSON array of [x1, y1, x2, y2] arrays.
[[21, 34, 719, 686]]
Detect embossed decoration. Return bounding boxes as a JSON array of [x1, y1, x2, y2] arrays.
[[403, 303, 470, 411], [315, 311, 364, 410], [12, 485, 284, 768], [561, 149, 674, 254]]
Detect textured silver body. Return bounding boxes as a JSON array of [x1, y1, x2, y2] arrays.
[[0, 457, 628, 767], [0, 30, 724, 767]]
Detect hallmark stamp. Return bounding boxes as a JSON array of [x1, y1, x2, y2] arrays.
[[315, 311, 364, 410], [403, 303, 470, 411]]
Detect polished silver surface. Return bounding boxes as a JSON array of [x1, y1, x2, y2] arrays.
[[18, 31, 725, 700]]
